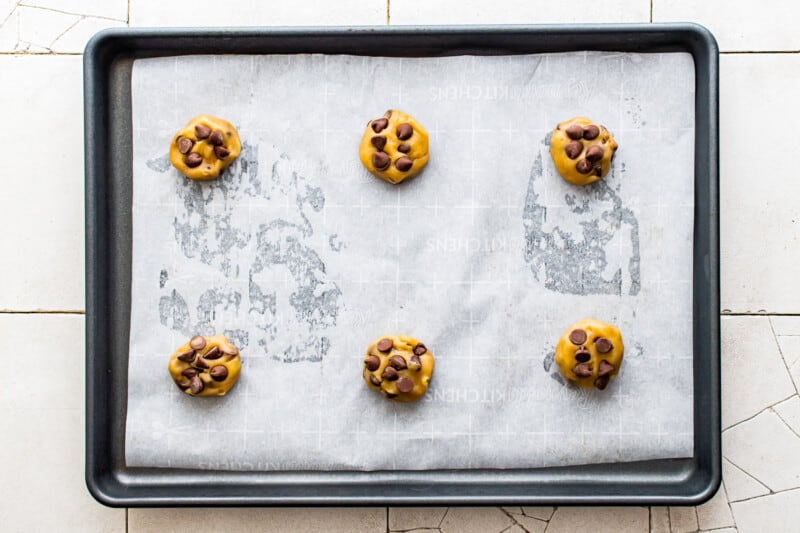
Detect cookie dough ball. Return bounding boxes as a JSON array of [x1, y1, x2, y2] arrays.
[[549, 117, 618, 186], [168, 334, 241, 397], [554, 319, 624, 390], [169, 115, 241, 180], [363, 335, 434, 402], [359, 110, 429, 184]]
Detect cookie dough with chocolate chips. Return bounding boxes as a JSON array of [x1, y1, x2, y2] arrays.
[[549, 117, 618, 186], [168, 334, 241, 397], [169, 115, 241, 180], [363, 335, 434, 402], [359, 110, 430, 184], [554, 318, 624, 390]]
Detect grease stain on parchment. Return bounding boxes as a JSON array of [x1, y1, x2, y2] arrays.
[[150, 142, 342, 363], [522, 153, 641, 296]]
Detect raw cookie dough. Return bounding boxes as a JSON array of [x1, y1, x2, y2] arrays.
[[554, 318, 624, 390], [363, 335, 434, 402], [168, 334, 241, 397], [169, 115, 241, 180], [549, 117, 618, 186], [359, 110, 430, 184]]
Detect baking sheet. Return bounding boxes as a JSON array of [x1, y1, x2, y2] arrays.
[[126, 52, 695, 471]]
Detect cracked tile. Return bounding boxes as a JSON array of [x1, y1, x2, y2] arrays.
[[520, 507, 554, 521], [0, 55, 85, 311], [439, 507, 514, 533], [730, 488, 800, 533], [0, 5, 125, 53], [501, 507, 523, 515], [696, 482, 735, 531], [546, 507, 648, 532], [502, 526, 526, 533], [509, 514, 546, 533], [130, 0, 385, 26], [773, 396, 800, 436], [653, 0, 799, 52], [390, 0, 649, 24], [129, 508, 386, 532], [770, 316, 800, 336], [721, 317, 794, 429], [24, 0, 128, 21], [720, 54, 800, 313], [700, 529, 737, 533], [775, 336, 800, 393], [650, 506, 670, 533], [668, 506, 698, 533], [722, 458, 770, 503], [389, 508, 448, 531], [723, 409, 800, 492]]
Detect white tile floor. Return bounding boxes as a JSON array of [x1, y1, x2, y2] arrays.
[[2, 0, 798, 531]]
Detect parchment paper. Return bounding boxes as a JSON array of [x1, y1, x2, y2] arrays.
[[126, 52, 696, 470]]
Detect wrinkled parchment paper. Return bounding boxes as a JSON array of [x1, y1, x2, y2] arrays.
[[126, 52, 695, 470]]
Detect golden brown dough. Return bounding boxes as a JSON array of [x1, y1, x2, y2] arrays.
[[554, 318, 624, 390], [363, 335, 434, 402], [168, 334, 241, 397], [549, 117, 617, 186], [169, 115, 241, 180], [359, 110, 429, 184]]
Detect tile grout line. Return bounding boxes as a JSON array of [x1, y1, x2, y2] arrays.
[[728, 484, 800, 505], [649, 0, 653, 23], [386, 0, 390, 25], [17, 2, 127, 23], [724, 455, 776, 495], [722, 393, 795, 432], [768, 316, 800, 394]]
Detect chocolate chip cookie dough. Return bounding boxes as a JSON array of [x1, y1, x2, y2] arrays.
[[359, 110, 430, 184], [168, 334, 241, 397], [554, 319, 624, 390], [363, 335, 434, 402], [169, 115, 241, 180], [550, 117, 618, 186]]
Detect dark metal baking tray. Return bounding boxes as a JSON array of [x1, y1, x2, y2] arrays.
[[84, 24, 719, 507]]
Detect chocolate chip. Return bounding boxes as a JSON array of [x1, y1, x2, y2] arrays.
[[177, 137, 193, 154], [221, 344, 238, 355], [371, 118, 388, 133], [376, 338, 393, 352], [190, 376, 204, 394], [382, 366, 399, 381], [576, 159, 592, 174], [409, 355, 422, 369], [364, 355, 380, 371], [413, 343, 427, 356], [384, 110, 393, 118], [565, 124, 584, 140], [569, 329, 587, 345], [386, 393, 398, 399], [372, 151, 390, 170], [176, 378, 191, 388], [214, 146, 230, 159], [395, 157, 413, 172], [181, 368, 199, 378], [573, 363, 592, 378], [190, 336, 206, 350], [210, 365, 228, 381], [598, 360, 614, 377], [398, 144, 411, 153], [369, 375, 381, 386], [204, 346, 222, 360], [397, 376, 414, 393], [185, 153, 203, 168], [565, 141, 583, 159], [194, 356, 209, 369], [195, 124, 211, 139], [574, 349, 591, 363], [585, 145, 604, 163], [209, 130, 224, 146], [396, 123, 413, 140], [595, 375, 610, 390], [594, 167, 602, 177], [177, 349, 196, 362], [390, 355, 408, 370], [583, 125, 600, 140], [594, 337, 613, 353], [371, 135, 387, 151]]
